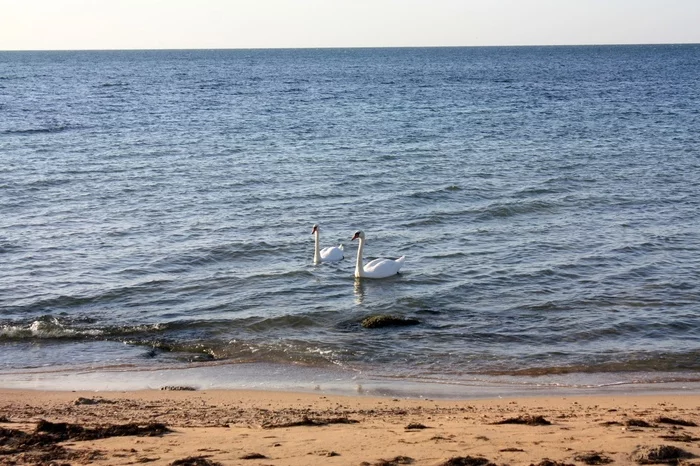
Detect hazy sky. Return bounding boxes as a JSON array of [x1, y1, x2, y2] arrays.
[[2, 0, 699, 51]]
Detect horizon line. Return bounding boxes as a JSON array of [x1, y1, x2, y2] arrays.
[[1, 41, 699, 53]]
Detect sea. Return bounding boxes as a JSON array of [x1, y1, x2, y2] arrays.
[[1, 45, 699, 397]]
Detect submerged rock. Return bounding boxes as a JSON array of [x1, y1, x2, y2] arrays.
[[361, 315, 420, 329]]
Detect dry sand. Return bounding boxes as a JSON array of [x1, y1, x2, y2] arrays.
[[1, 388, 699, 465]]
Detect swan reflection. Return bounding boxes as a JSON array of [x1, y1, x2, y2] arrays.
[[353, 278, 365, 304]]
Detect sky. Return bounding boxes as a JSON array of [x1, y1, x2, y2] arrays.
[[1, 0, 699, 51]]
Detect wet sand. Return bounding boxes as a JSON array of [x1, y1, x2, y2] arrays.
[[1, 388, 698, 465]]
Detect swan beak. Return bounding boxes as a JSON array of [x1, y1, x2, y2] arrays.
[[311, 225, 318, 234], [351, 232, 360, 241]]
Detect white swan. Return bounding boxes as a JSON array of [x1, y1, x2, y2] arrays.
[[312, 224, 344, 264], [351, 230, 405, 278]]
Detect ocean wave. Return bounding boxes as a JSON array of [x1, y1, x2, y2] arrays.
[[398, 208, 478, 227], [476, 199, 558, 220], [0, 239, 20, 254], [151, 241, 292, 269], [21, 176, 74, 189], [244, 314, 325, 332], [512, 185, 567, 198], [0, 315, 182, 342], [1, 124, 83, 136], [239, 269, 314, 281], [481, 350, 700, 376], [0, 316, 103, 340], [120, 336, 344, 368], [97, 81, 129, 88], [13, 281, 174, 314], [425, 251, 468, 259], [406, 185, 463, 200]]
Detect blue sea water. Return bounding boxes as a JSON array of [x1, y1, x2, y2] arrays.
[[1, 45, 699, 394]]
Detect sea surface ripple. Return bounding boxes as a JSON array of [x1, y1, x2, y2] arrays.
[[1, 45, 699, 390]]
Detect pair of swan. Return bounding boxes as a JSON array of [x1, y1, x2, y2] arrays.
[[312, 224, 405, 279]]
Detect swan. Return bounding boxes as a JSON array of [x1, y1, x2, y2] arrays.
[[312, 224, 344, 264], [351, 230, 405, 278]]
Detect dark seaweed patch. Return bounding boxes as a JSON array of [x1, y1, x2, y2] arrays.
[[438, 456, 496, 466], [655, 417, 697, 427], [262, 415, 358, 429], [405, 422, 430, 430], [170, 456, 223, 466], [240, 452, 267, 459], [632, 445, 694, 464], [74, 396, 117, 405], [493, 415, 551, 426], [35, 419, 171, 441], [0, 420, 167, 465], [529, 461, 575, 466], [384, 456, 414, 465], [161, 385, 198, 391], [574, 452, 614, 464], [363, 456, 415, 466], [626, 419, 654, 428], [659, 432, 700, 442]]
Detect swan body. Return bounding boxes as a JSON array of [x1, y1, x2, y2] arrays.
[[312, 224, 344, 264], [351, 230, 405, 278]]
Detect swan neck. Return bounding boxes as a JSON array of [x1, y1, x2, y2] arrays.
[[313, 231, 321, 264], [354, 238, 364, 277]]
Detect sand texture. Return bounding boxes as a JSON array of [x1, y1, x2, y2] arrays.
[[1, 389, 699, 465]]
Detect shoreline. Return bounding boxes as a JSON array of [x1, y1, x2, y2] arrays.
[[3, 361, 700, 400], [1, 388, 699, 465]]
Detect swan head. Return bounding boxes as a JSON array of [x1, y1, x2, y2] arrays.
[[351, 230, 365, 241], [311, 224, 319, 234]]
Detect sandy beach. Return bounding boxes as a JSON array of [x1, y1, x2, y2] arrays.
[[1, 388, 698, 465]]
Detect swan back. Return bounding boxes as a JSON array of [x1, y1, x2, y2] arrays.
[[312, 224, 344, 263], [352, 230, 405, 278], [362, 255, 405, 278], [320, 245, 344, 262]]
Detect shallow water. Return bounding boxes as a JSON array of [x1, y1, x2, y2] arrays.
[[1, 45, 699, 391]]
